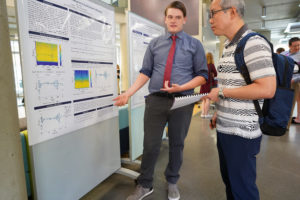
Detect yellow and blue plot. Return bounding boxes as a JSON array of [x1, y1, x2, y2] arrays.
[[36, 42, 59, 66], [74, 70, 90, 89]]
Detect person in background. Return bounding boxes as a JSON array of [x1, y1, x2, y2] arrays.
[[116, 64, 120, 94], [113, 1, 208, 200], [281, 37, 300, 64], [200, 52, 217, 118], [205, 0, 276, 199], [281, 37, 300, 124], [276, 47, 285, 54]]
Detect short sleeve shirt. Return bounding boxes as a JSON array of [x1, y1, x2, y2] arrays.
[[216, 25, 276, 139]]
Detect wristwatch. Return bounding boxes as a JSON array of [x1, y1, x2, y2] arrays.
[[218, 88, 225, 99]]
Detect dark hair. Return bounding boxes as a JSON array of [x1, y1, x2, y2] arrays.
[[276, 47, 285, 54], [164, 1, 187, 17], [289, 37, 300, 46]]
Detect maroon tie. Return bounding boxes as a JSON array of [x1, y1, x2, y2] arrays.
[[163, 35, 177, 87]]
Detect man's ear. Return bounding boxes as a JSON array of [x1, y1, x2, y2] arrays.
[[230, 7, 238, 17], [183, 17, 187, 24]]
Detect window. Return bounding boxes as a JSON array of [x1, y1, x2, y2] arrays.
[[10, 40, 24, 106]]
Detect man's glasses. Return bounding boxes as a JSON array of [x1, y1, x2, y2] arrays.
[[209, 7, 232, 19]]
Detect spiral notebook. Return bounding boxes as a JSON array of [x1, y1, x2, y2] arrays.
[[171, 93, 207, 110]]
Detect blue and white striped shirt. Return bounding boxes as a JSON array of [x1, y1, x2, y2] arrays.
[[216, 25, 276, 139]]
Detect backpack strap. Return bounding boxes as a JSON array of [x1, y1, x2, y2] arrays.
[[282, 56, 289, 87], [234, 32, 265, 119]]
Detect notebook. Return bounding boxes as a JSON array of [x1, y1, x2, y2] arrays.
[[170, 93, 207, 110]]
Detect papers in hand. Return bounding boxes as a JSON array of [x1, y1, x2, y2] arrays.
[[170, 93, 207, 110]]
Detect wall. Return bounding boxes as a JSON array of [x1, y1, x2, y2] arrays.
[[130, 0, 199, 35], [0, 0, 27, 198]]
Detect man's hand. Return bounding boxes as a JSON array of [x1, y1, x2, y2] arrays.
[[113, 92, 130, 106], [160, 81, 182, 93], [203, 87, 219, 102], [209, 112, 217, 130]]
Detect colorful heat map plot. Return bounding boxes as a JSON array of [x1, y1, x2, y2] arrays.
[[74, 70, 90, 89], [36, 42, 58, 66]]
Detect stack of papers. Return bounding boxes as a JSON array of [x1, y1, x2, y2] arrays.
[[171, 93, 207, 110]]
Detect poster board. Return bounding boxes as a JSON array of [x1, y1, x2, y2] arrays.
[[127, 12, 165, 160], [17, 0, 118, 145], [16, 1, 121, 199]]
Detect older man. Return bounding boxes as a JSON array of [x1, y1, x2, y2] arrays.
[[206, 0, 276, 199]]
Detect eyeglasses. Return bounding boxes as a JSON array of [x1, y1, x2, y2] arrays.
[[209, 7, 232, 19]]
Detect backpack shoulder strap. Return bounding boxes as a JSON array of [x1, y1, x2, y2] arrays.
[[234, 32, 264, 118], [234, 32, 272, 80]]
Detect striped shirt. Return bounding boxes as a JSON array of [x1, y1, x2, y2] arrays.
[[216, 26, 276, 139]]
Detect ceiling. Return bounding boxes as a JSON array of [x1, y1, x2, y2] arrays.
[[203, 0, 300, 48], [244, 0, 300, 44]]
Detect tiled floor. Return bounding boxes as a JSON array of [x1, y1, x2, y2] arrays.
[[81, 114, 300, 200]]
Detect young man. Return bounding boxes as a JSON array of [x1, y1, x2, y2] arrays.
[[281, 37, 300, 124], [206, 0, 276, 199], [113, 1, 207, 200]]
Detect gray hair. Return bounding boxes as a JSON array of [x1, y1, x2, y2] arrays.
[[220, 0, 245, 17]]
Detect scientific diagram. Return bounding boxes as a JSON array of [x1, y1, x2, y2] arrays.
[[74, 70, 90, 89], [35, 73, 65, 104], [35, 41, 62, 67], [37, 103, 72, 136], [92, 67, 114, 94], [18, 0, 118, 145]]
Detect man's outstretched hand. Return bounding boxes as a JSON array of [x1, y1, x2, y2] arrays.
[[113, 92, 130, 106]]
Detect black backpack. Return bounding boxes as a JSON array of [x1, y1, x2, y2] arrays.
[[234, 32, 295, 136]]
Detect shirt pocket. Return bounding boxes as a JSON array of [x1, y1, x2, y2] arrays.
[[174, 47, 193, 68]]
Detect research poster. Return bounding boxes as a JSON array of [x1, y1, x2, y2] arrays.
[[17, 0, 118, 145], [128, 12, 165, 108]]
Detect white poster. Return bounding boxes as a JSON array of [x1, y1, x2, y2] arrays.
[[128, 12, 165, 108], [17, 0, 118, 145]]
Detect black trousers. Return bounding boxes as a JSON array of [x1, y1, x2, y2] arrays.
[[137, 93, 194, 188]]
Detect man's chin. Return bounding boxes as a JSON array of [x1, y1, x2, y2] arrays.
[[168, 28, 180, 34], [211, 30, 220, 36]]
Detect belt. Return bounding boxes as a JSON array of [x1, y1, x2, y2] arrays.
[[150, 92, 185, 98]]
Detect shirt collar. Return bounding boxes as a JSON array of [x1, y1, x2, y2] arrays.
[[226, 24, 248, 47], [288, 51, 300, 56], [166, 30, 184, 40]]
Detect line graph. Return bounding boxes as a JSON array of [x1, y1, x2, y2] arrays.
[[37, 80, 63, 91], [35, 74, 65, 104], [92, 68, 114, 94], [38, 104, 72, 135]]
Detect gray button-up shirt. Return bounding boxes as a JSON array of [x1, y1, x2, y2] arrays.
[[140, 31, 208, 95], [281, 50, 300, 65]]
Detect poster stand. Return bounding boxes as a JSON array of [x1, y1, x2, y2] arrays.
[[16, 0, 121, 199]]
